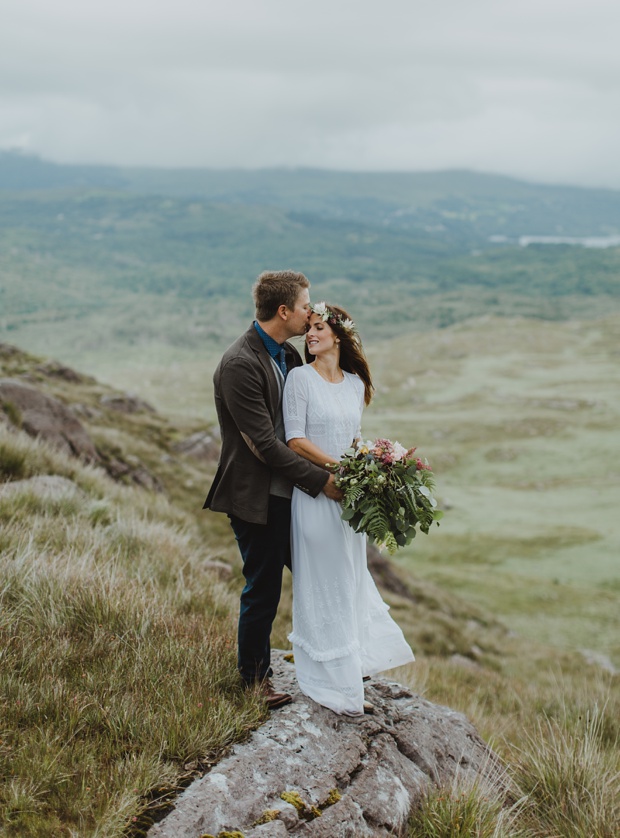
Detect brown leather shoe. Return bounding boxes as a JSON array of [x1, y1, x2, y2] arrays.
[[257, 678, 292, 710]]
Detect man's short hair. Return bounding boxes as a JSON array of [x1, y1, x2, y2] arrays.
[[252, 270, 310, 321]]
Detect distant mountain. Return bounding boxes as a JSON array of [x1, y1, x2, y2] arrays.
[[2, 151, 620, 239], [0, 151, 125, 191], [1, 151, 620, 358]]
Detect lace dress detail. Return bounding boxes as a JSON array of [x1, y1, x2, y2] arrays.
[[282, 365, 414, 715], [284, 365, 362, 458]]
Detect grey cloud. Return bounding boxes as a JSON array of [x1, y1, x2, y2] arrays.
[[1, 0, 619, 186]]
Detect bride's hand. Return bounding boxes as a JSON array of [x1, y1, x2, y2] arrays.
[[322, 473, 343, 502]]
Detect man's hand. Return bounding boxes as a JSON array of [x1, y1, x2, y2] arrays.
[[322, 473, 343, 501]]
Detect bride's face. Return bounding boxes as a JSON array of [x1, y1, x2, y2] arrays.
[[306, 314, 338, 356]]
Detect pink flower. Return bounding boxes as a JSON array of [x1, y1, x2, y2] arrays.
[[373, 438, 395, 458]]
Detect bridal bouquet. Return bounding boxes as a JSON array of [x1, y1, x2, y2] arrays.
[[332, 438, 442, 554]]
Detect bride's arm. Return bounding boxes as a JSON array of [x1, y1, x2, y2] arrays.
[[287, 437, 338, 469]]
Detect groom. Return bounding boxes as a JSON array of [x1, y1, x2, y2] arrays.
[[204, 270, 341, 708]]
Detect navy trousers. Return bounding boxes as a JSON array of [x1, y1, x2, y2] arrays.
[[228, 495, 292, 685]]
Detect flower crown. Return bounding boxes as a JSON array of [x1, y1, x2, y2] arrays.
[[310, 302, 356, 333]]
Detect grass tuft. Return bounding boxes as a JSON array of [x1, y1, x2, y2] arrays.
[[408, 772, 528, 838], [1, 400, 22, 428], [513, 704, 620, 838]]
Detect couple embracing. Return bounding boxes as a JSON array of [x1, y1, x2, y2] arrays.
[[204, 271, 413, 717]]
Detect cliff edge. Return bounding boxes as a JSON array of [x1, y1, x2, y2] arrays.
[[148, 651, 505, 838]]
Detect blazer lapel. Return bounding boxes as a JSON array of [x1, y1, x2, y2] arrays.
[[246, 326, 280, 415]]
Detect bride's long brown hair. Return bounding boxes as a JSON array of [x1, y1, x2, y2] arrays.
[[305, 303, 374, 405]]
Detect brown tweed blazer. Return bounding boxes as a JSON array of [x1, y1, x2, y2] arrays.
[[203, 324, 328, 524]]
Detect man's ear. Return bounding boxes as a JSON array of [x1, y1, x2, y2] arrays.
[[277, 303, 289, 321]]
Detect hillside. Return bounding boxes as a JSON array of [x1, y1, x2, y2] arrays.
[[1, 336, 619, 835], [2, 160, 620, 386], [4, 151, 620, 237]]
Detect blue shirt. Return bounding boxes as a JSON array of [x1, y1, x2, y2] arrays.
[[254, 321, 288, 378]]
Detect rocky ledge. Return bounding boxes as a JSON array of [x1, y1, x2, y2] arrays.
[[148, 651, 505, 838]]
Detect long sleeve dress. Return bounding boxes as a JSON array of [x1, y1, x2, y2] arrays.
[[283, 364, 414, 715]]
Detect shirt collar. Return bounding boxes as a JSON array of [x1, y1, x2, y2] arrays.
[[253, 320, 284, 360]]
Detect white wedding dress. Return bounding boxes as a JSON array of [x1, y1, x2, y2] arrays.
[[283, 364, 414, 715]]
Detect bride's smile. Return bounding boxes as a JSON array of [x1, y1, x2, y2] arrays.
[[305, 315, 339, 356]]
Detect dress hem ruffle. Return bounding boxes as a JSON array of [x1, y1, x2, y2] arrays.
[[288, 632, 362, 663]]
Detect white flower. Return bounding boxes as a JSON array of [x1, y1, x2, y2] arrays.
[[392, 441, 408, 461], [342, 318, 355, 332], [312, 301, 328, 320]]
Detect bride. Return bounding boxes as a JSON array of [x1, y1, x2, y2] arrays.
[[282, 302, 414, 716]]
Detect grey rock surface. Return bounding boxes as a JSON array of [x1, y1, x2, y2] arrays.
[[99, 451, 165, 492], [35, 360, 89, 383], [148, 651, 505, 838], [100, 393, 156, 414], [172, 430, 221, 462], [0, 379, 164, 492], [0, 378, 98, 462]]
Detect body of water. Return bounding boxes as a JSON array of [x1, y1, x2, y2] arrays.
[[519, 234, 620, 248], [488, 234, 620, 248]]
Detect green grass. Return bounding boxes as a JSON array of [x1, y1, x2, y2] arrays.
[[362, 314, 620, 670], [404, 663, 619, 837], [1, 319, 620, 836], [0, 426, 266, 836], [512, 705, 620, 837], [408, 777, 528, 838]]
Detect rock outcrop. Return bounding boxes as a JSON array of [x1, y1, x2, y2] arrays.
[[98, 450, 165, 492], [34, 360, 91, 383], [172, 429, 221, 462], [0, 378, 99, 462], [0, 378, 164, 491], [148, 652, 505, 838], [100, 393, 156, 414]]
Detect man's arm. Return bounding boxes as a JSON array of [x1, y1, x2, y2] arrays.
[[287, 438, 343, 501], [221, 357, 329, 496], [322, 473, 343, 501]]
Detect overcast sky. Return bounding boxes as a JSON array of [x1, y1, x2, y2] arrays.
[[1, 0, 619, 188]]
